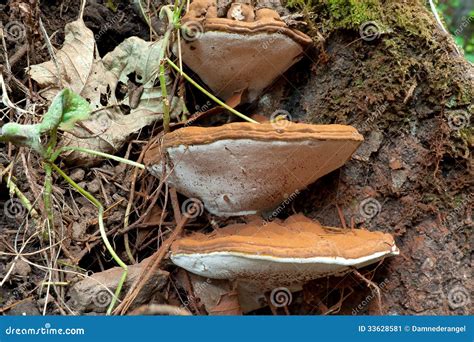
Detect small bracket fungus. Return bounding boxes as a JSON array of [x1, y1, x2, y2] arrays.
[[147, 122, 364, 217], [178, 0, 312, 102], [171, 214, 399, 286]]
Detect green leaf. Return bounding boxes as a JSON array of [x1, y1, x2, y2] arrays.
[[0, 123, 43, 152], [40, 89, 91, 132], [58, 89, 91, 130]]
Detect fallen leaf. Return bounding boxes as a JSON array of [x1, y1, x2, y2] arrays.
[[29, 19, 182, 165]]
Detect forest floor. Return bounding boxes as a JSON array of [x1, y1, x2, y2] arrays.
[[0, 0, 472, 315]]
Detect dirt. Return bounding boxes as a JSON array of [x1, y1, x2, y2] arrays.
[[0, 0, 472, 316]]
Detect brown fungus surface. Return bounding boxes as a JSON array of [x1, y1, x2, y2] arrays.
[[171, 214, 399, 284], [178, 0, 312, 102], [147, 122, 363, 216]]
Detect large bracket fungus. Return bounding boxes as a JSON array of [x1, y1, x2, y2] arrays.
[[171, 214, 399, 286], [147, 121, 364, 216], [177, 0, 312, 102]]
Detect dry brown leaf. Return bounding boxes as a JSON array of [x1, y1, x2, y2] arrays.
[[29, 19, 182, 164]]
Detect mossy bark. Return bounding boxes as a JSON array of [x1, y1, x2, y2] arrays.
[[281, 0, 472, 315]]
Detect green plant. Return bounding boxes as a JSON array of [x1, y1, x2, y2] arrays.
[[0, 89, 145, 315]]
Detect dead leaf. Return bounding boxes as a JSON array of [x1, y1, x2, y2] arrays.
[[29, 19, 182, 165]]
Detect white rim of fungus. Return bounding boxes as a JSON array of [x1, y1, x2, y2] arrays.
[[172, 244, 399, 267]]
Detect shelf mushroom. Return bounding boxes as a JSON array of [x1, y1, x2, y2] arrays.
[[146, 121, 364, 217], [171, 214, 399, 287], [177, 0, 312, 102]]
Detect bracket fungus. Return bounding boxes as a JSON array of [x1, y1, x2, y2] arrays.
[[178, 0, 312, 102], [147, 121, 363, 216], [171, 214, 399, 286]]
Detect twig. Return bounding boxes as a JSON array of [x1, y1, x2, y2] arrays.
[[114, 215, 188, 315], [51, 147, 145, 169], [3, 173, 39, 219], [166, 59, 259, 124], [79, 0, 87, 21], [51, 163, 128, 315], [352, 269, 383, 314]]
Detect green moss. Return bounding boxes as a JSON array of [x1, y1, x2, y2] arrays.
[[287, 0, 472, 165], [324, 0, 382, 28]]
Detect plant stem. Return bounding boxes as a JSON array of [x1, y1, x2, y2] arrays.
[[166, 58, 259, 124], [158, 5, 178, 133], [3, 175, 39, 219], [43, 163, 54, 239], [159, 29, 172, 133], [51, 147, 145, 169], [51, 163, 128, 315]]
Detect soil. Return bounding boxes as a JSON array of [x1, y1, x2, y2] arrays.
[[0, 0, 472, 316]]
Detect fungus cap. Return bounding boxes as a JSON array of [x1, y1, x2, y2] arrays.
[[178, 0, 312, 102], [147, 121, 364, 217], [171, 214, 399, 284]]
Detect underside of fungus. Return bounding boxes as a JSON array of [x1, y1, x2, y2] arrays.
[[178, 0, 312, 102], [146, 121, 364, 217], [171, 214, 399, 285]]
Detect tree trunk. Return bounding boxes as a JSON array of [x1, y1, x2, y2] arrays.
[[266, 0, 473, 315]]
